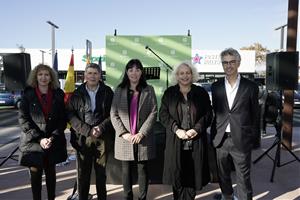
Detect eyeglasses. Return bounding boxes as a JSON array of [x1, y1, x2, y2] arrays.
[[222, 60, 238, 66]]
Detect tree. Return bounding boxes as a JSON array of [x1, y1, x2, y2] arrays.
[[240, 43, 270, 64]]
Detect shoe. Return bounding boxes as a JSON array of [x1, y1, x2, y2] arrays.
[[66, 193, 93, 200], [88, 193, 93, 200], [261, 130, 267, 136]]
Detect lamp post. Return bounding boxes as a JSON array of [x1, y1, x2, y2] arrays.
[[40, 50, 46, 64], [274, 24, 287, 51], [47, 21, 59, 66]]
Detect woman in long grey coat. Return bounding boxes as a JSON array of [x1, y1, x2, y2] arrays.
[[110, 59, 157, 200], [159, 61, 212, 200]]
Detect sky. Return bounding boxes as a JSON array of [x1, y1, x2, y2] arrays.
[[0, 0, 298, 51]]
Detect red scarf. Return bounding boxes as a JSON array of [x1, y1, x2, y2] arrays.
[[35, 87, 53, 120]]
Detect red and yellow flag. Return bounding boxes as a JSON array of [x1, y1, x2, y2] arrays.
[[64, 52, 75, 104]]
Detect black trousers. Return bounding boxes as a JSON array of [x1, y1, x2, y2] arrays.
[[121, 160, 148, 200], [76, 142, 107, 200], [216, 136, 253, 200], [29, 164, 56, 200], [172, 150, 196, 200]]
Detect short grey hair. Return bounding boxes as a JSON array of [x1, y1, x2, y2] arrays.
[[170, 61, 199, 85], [220, 48, 241, 61], [85, 63, 101, 73]]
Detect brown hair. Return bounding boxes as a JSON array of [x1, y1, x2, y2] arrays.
[[26, 64, 60, 89]]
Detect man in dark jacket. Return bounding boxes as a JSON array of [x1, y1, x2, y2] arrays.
[[211, 48, 259, 200], [67, 63, 114, 200]]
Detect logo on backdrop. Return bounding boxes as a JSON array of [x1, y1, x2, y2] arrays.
[[192, 53, 203, 64]]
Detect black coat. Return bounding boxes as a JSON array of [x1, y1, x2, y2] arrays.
[[211, 77, 259, 153], [18, 87, 67, 167], [159, 84, 213, 190], [67, 82, 114, 152]]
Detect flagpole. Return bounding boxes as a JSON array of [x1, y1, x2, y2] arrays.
[[53, 50, 58, 72], [47, 21, 59, 66]]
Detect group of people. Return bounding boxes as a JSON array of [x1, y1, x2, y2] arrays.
[[18, 47, 259, 200]]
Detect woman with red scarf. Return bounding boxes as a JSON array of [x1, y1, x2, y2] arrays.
[[19, 64, 67, 200]]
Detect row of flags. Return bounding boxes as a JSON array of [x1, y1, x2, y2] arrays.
[[52, 51, 103, 103]]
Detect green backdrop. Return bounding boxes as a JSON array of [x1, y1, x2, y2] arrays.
[[106, 35, 192, 108]]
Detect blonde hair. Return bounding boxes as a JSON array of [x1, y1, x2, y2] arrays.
[[27, 64, 60, 89], [170, 61, 199, 85]]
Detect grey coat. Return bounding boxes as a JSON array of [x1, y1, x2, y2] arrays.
[[111, 85, 157, 161]]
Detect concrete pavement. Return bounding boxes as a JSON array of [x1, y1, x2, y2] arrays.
[[0, 126, 299, 200]]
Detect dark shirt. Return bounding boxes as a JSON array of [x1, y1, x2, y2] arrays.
[[180, 97, 192, 150]]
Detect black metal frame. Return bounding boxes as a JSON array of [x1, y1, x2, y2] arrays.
[[0, 146, 19, 167], [253, 91, 300, 182]]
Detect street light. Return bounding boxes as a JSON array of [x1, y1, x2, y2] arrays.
[[40, 50, 46, 64], [47, 21, 59, 66], [274, 24, 287, 51]]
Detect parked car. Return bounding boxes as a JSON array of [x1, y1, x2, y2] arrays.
[[266, 86, 300, 109], [294, 84, 300, 109], [194, 82, 212, 100], [0, 90, 22, 108]]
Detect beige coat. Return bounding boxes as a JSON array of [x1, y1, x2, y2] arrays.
[[111, 85, 157, 161]]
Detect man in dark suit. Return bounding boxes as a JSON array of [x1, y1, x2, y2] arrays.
[[211, 48, 259, 200]]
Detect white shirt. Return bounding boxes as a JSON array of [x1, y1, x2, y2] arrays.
[[86, 84, 99, 112], [225, 74, 241, 132]]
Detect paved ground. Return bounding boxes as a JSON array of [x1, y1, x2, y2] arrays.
[[0, 126, 299, 200]]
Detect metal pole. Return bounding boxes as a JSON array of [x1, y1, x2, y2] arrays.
[[282, 0, 298, 149], [274, 24, 287, 51], [47, 21, 59, 66], [280, 28, 284, 50], [40, 50, 45, 64], [51, 27, 55, 63]]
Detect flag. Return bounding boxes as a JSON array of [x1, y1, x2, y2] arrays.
[[98, 55, 103, 80], [64, 52, 75, 104], [86, 56, 91, 65], [53, 51, 58, 72]]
